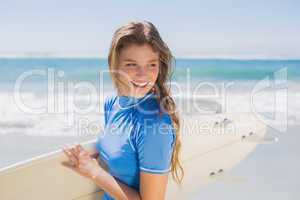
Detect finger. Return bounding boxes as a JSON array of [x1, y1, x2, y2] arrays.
[[78, 154, 89, 165], [78, 148, 90, 160], [76, 144, 85, 152], [63, 147, 78, 165], [92, 158, 98, 164], [63, 144, 73, 153], [61, 162, 82, 175], [63, 144, 80, 165], [78, 149, 89, 158], [76, 145, 88, 158], [75, 145, 83, 158], [62, 147, 73, 159], [62, 147, 69, 156], [73, 142, 80, 155], [63, 146, 74, 158], [69, 144, 79, 159], [61, 161, 76, 170], [62, 145, 72, 154], [62, 162, 88, 178]]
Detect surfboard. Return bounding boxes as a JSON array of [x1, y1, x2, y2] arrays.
[[0, 113, 267, 200]]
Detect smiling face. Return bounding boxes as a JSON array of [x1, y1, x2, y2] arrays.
[[116, 43, 160, 98]]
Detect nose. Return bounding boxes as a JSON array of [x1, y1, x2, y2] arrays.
[[136, 65, 147, 77]]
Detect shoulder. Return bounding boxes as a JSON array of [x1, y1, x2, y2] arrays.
[[137, 112, 176, 141], [144, 112, 173, 128], [104, 94, 117, 105], [104, 94, 118, 110]]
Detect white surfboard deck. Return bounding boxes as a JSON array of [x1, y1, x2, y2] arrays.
[[0, 113, 266, 200]]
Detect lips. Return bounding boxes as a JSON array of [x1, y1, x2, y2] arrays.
[[130, 81, 149, 88]]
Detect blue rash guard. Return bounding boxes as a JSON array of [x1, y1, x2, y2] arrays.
[[94, 91, 176, 200]]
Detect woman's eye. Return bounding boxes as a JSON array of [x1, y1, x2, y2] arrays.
[[149, 63, 157, 68], [125, 63, 136, 67]]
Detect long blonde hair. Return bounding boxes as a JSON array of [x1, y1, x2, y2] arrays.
[[107, 21, 184, 184]]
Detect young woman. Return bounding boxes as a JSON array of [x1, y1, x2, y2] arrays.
[[62, 21, 184, 200]]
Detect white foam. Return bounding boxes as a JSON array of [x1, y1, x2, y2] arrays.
[[0, 81, 299, 136]]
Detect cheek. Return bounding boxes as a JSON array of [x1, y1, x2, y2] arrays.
[[150, 68, 159, 81], [118, 69, 135, 82]]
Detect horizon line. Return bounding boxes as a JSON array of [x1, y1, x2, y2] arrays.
[[0, 53, 299, 60]]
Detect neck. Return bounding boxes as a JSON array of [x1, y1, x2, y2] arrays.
[[117, 90, 152, 98]]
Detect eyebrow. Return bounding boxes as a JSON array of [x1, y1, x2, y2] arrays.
[[122, 59, 159, 62]]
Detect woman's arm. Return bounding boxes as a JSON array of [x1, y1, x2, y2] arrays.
[[63, 144, 141, 200], [91, 166, 141, 200], [92, 168, 170, 200], [139, 171, 169, 200], [85, 146, 143, 199]]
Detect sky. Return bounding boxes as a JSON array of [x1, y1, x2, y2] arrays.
[[0, 0, 299, 58]]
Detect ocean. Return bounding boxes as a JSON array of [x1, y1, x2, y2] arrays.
[[0, 58, 299, 199]]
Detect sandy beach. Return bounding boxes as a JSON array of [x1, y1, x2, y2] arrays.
[[192, 125, 300, 200]]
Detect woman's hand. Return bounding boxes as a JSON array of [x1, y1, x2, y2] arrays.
[[61, 143, 105, 180]]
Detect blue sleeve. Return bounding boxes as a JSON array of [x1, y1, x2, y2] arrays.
[[134, 113, 176, 174]]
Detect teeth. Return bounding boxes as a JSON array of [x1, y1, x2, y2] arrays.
[[131, 81, 149, 87]]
